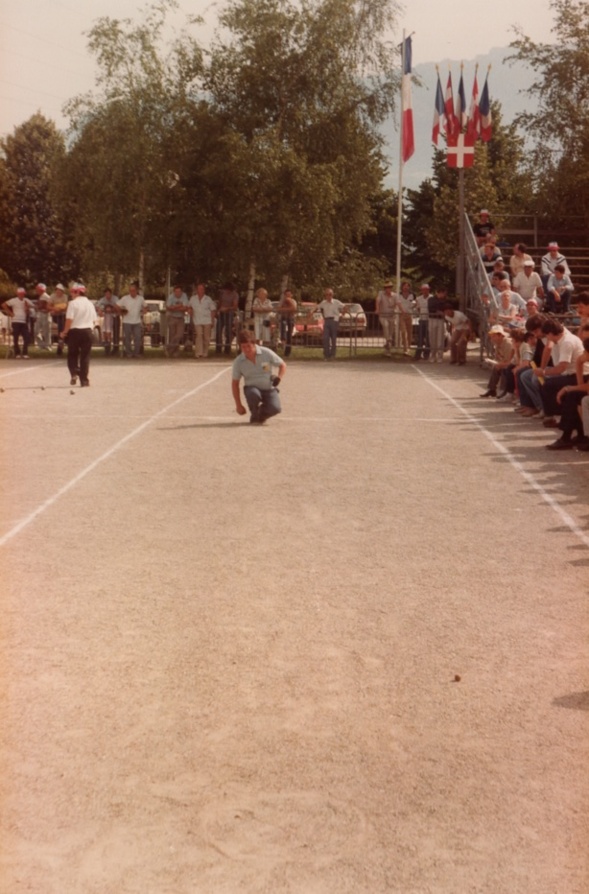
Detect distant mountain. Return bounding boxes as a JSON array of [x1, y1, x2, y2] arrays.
[[382, 46, 537, 190]]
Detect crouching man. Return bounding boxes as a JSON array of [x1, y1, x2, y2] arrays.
[[232, 329, 286, 424]]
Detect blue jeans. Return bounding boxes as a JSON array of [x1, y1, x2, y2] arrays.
[[244, 386, 282, 421], [322, 318, 339, 359], [123, 322, 142, 357]]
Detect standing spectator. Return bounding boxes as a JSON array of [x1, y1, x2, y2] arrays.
[[473, 209, 496, 246], [277, 288, 297, 357], [49, 283, 68, 354], [427, 286, 448, 363], [375, 281, 396, 355], [395, 281, 415, 356], [509, 243, 533, 279], [545, 265, 574, 314], [414, 283, 431, 361], [60, 284, 97, 386], [541, 242, 571, 293], [33, 283, 52, 351], [252, 287, 273, 344], [96, 287, 119, 355], [216, 282, 239, 355], [117, 281, 146, 359], [444, 304, 471, 365], [1, 288, 34, 359], [317, 287, 349, 361], [513, 260, 544, 306], [165, 284, 189, 357], [189, 283, 216, 358], [231, 329, 286, 424]]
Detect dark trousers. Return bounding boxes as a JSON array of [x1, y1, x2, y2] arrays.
[[559, 380, 589, 438], [11, 321, 30, 356], [280, 317, 294, 356], [216, 312, 234, 353], [322, 318, 339, 358], [67, 328, 93, 383], [415, 319, 430, 359]]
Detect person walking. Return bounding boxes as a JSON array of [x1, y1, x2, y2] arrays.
[[60, 283, 97, 386]]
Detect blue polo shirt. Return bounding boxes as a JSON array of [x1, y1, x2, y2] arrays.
[[232, 345, 281, 390]]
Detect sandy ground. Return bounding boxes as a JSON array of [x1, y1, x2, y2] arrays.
[[0, 351, 588, 894]]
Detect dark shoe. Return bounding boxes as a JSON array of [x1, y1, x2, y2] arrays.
[[70, 376, 77, 385], [542, 417, 559, 428], [575, 440, 589, 451], [81, 380, 90, 387], [480, 390, 496, 398], [545, 438, 573, 450]]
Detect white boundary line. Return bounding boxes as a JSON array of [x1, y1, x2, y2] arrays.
[[0, 367, 229, 548], [414, 366, 589, 549]]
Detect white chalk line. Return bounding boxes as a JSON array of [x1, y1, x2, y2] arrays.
[[0, 359, 62, 379], [0, 367, 229, 548], [414, 366, 589, 549]]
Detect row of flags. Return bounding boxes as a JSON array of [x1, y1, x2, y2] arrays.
[[432, 66, 492, 167], [400, 36, 493, 168]]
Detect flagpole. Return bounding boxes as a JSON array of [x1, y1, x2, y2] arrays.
[[395, 29, 406, 303]]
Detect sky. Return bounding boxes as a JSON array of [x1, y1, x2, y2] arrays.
[[0, 0, 556, 139]]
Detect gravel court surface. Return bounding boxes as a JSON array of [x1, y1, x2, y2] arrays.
[[0, 355, 588, 893]]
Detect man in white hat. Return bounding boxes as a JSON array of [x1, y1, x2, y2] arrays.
[[60, 283, 97, 386], [375, 280, 397, 355]]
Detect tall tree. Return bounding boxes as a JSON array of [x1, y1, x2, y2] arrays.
[[201, 0, 401, 289], [510, 0, 589, 229], [0, 114, 78, 284]]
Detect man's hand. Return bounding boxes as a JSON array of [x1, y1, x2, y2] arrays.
[[236, 404, 247, 416]]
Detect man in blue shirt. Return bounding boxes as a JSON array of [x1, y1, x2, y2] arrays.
[[232, 329, 286, 424]]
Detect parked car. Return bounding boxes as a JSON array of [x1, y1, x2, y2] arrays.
[[338, 302, 367, 335], [292, 303, 324, 341]]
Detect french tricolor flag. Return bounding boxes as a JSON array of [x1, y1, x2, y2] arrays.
[[401, 36, 415, 163]]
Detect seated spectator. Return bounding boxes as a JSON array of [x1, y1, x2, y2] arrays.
[[509, 243, 533, 279], [480, 325, 514, 396], [491, 279, 524, 327], [498, 327, 527, 401], [545, 264, 574, 314], [444, 304, 471, 365], [513, 260, 544, 308], [541, 241, 571, 293], [546, 328, 589, 450], [517, 318, 584, 421], [473, 209, 496, 247], [480, 240, 503, 276], [579, 396, 589, 451]]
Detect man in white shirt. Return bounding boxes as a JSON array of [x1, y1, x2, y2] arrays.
[[518, 318, 584, 422], [1, 288, 35, 358], [60, 283, 98, 386], [117, 281, 146, 358], [189, 283, 216, 358], [375, 281, 396, 355], [513, 260, 544, 306], [34, 283, 52, 350], [316, 287, 349, 361]]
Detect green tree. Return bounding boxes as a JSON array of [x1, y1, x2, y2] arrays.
[[63, 0, 204, 285], [510, 0, 589, 228], [0, 113, 78, 284], [201, 0, 401, 290]]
